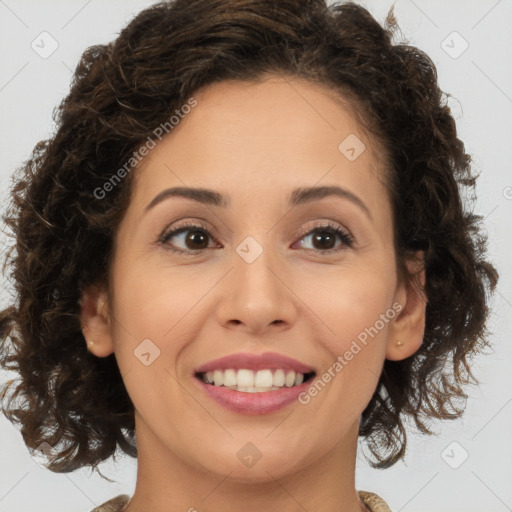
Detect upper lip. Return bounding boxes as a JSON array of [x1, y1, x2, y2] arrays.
[[195, 352, 315, 374]]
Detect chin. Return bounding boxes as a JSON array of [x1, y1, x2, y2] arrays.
[[202, 446, 307, 483]]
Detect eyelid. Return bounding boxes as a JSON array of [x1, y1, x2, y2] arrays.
[[158, 219, 354, 255], [292, 221, 354, 252], [157, 220, 220, 252]]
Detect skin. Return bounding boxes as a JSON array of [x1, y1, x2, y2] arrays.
[[81, 75, 426, 512]]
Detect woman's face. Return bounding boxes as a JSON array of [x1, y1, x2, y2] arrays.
[[84, 75, 424, 482]]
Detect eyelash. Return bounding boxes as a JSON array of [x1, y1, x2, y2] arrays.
[[158, 221, 354, 256]]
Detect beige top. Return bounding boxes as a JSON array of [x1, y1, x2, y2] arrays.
[[91, 491, 392, 511]]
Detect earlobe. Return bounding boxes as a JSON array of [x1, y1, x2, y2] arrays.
[[80, 285, 115, 358], [386, 254, 427, 361]]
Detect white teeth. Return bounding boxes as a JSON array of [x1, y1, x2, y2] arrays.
[[223, 369, 237, 387], [237, 369, 254, 388], [254, 369, 273, 388], [213, 370, 223, 387], [273, 369, 285, 386], [285, 371, 296, 387], [227, 386, 281, 393], [201, 368, 310, 391]]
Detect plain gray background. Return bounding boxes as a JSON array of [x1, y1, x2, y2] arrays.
[[0, 0, 511, 511]]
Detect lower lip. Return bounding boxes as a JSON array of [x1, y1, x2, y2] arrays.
[[195, 376, 313, 415]]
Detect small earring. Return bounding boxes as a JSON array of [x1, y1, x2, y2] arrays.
[[396, 340, 404, 347], [88, 339, 95, 347]]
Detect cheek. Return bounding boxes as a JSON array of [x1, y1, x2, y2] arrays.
[[297, 265, 395, 417], [334, 284, 393, 347], [107, 264, 196, 425], [302, 262, 396, 348], [107, 262, 181, 379], [110, 255, 208, 343]]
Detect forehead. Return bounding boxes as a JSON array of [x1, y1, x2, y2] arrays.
[[131, 76, 390, 218]]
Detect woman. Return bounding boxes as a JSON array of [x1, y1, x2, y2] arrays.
[[0, 1, 498, 511]]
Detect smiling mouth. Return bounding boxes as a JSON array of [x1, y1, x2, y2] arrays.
[[196, 369, 316, 393]]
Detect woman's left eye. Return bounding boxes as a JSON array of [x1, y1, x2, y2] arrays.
[[158, 222, 354, 255], [295, 223, 354, 253]]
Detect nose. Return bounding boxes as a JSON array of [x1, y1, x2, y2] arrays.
[[214, 242, 298, 336]]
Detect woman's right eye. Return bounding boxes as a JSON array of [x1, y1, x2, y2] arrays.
[[159, 224, 216, 254]]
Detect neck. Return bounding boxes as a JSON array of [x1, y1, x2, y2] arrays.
[[124, 414, 366, 512]]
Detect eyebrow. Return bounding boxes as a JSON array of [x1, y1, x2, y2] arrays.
[[144, 185, 371, 219]]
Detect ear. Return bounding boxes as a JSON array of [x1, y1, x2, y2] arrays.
[[386, 252, 427, 361], [80, 284, 115, 358]]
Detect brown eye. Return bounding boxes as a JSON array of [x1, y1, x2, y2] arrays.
[[311, 230, 337, 250], [160, 225, 214, 253], [183, 230, 209, 250], [297, 223, 354, 254]]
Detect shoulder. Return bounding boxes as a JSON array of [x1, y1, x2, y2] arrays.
[[358, 490, 394, 512], [90, 494, 130, 512]]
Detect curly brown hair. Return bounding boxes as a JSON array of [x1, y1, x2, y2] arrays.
[[0, 0, 498, 474]]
